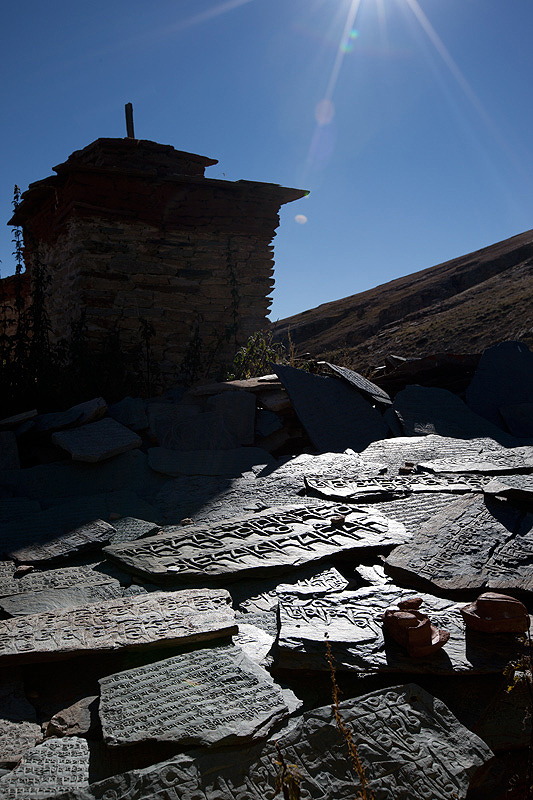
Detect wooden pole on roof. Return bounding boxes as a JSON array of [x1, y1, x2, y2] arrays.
[[125, 103, 135, 138]]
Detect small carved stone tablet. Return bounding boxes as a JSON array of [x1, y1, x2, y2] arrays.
[[0, 589, 236, 665], [50, 685, 492, 800], [104, 504, 406, 584], [0, 737, 89, 799], [99, 645, 294, 748], [52, 418, 142, 462], [0, 678, 41, 768]]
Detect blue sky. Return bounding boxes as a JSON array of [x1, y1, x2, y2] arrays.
[[1, 0, 532, 321]]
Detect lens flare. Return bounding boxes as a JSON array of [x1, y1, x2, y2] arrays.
[[340, 28, 359, 54], [295, 214, 308, 225], [315, 98, 335, 126]]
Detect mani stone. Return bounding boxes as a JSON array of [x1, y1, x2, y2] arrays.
[[147, 446, 274, 477], [419, 446, 533, 475], [0, 583, 125, 617], [0, 589, 236, 665], [384, 495, 533, 595], [104, 503, 407, 585], [323, 362, 392, 406], [360, 434, 523, 474], [49, 684, 492, 800], [0, 562, 124, 598], [466, 340, 533, 428], [6, 519, 116, 566], [276, 586, 523, 675], [109, 517, 161, 544], [0, 736, 89, 799], [232, 623, 275, 665], [230, 563, 350, 613], [0, 677, 42, 767], [99, 644, 295, 749], [391, 385, 517, 445], [274, 364, 389, 453], [52, 418, 142, 462]]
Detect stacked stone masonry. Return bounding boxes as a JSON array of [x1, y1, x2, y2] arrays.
[[10, 138, 306, 384]]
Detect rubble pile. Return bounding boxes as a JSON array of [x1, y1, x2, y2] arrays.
[[0, 340, 532, 799]]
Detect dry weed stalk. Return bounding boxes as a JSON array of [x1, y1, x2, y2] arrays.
[[325, 635, 375, 800], [273, 740, 301, 800]]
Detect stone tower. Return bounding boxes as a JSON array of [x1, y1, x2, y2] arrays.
[[10, 137, 306, 384]]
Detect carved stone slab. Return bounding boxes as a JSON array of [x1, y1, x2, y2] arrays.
[[231, 563, 350, 613], [99, 645, 293, 748], [372, 493, 467, 538], [52, 418, 142, 462], [305, 473, 486, 501], [232, 623, 275, 665], [419, 445, 533, 475], [274, 364, 389, 453], [109, 517, 161, 544], [0, 678, 41, 767], [0, 563, 122, 598], [391, 385, 517, 444], [0, 737, 89, 799], [49, 684, 492, 800], [0, 589, 236, 665], [466, 340, 533, 428], [104, 504, 407, 585], [7, 519, 116, 566], [0, 583, 125, 617], [385, 495, 533, 594], [324, 362, 392, 406], [148, 446, 274, 477], [276, 586, 525, 674]]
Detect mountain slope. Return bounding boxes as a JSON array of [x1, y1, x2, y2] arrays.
[[272, 229, 533, 371]]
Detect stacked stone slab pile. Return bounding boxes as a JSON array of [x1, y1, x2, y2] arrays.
[[0, 340, 532, 797]]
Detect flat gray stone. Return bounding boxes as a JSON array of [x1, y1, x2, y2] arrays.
[[483, 473, 533, 501], [274, 365, 389, 453], [231, 563, 350, 613], [0, 432, 19, 470], [276, 586, 525, 674], [52, 418, 142, 462], [0, 498, 41, 522], [206, 391, 256, 445], [35, 398, 107, 434], [466, 340, 533, 428], [0, 589, 236, 665], [107, 396, 148, 431], [99, 645, 294, 748], [305, 473, 487, 501], [385, 495, 533, 594], [370, 493, 469, 537], [104, 504, 407, 585], [232, 623, 275, 665], [392, 385, 517, 444], [148, 446, 275, 477], [420, 446, 533, 474], [0, 737, 89, 799], [146, 401, 200, 445], [0, 410, 37, 430], [48, 684, 492, 800], [324, 362, 392, 406], [7, 519, 116, 566], [0, 677, 41, 767]]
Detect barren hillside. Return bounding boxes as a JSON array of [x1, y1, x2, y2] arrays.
[[272, 229, 533, 372]]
